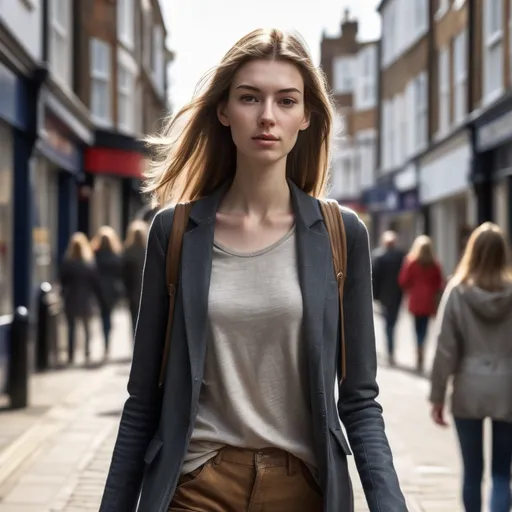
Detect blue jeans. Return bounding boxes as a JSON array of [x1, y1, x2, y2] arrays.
[[455, 418, 512, 512], [414, 315, 429, 347], [67, 316, 90, 362]]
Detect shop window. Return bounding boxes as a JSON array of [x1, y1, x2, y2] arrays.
[[0, 124, 12, 316]]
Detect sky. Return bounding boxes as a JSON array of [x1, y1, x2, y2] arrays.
[[162, 0, 381, 112]]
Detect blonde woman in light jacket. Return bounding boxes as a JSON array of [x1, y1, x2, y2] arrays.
[[430, 222, 512, 512]]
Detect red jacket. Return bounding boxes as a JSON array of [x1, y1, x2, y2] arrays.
[[398, 258, 444, 317]]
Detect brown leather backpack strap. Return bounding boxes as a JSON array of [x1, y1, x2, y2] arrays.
[[158, 202, 193, 388], [319, 199, 348, 382]]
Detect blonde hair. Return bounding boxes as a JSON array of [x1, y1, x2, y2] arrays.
[[65, 232, 94, 263], [124, 220, 148, 249], [452, 222, 512, 291], [91, 226, 123, 254], [144, 28, 335, 207], [407, 235, 436, 266]]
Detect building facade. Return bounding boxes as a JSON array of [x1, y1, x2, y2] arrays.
[[75, 0, 169, 239], [0, 0, 170, 395], [369, 0, 430, 251], [320, 10, 377, 232]]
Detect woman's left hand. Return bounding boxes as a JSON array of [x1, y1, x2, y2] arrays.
[[430, 403, 448, 427]]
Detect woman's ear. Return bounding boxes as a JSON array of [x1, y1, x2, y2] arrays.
[[300, 110, 311, 131], [217, 102, 230, 127]]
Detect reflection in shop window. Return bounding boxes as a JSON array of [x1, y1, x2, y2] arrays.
[[0, 125, 13, 316]]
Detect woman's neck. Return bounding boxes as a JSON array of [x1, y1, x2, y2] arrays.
[[220, 158, 291, 220]]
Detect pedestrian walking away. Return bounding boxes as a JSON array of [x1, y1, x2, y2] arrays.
[[372, 230, 405, 366], [399, 235, 444, 373], [99, 28, 407, 512], [430, 222, 512, 512], [92, 226, 124, 360], [59, 232, 105, 364]]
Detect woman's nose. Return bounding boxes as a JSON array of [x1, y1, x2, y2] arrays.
[[258, 100, 276, 126]]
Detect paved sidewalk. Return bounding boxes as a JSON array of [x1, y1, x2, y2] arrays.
[[0, 309, 132, 511], [0, 309, 481, 511]]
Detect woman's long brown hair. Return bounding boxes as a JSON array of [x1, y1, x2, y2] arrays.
[[452, 222, 512, 291], [143, 28, 336, 207]]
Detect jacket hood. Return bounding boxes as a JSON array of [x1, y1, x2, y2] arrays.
[[461, 284, 512, 321]]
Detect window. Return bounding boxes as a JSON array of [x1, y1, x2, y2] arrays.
[[118, 62, 135, 132], [453, 31, 467, 124], [355, 46, 376, 109], [0, 123, 12, 316], [143, 4, 153, 70], [332, 56, 354, 94], [117, 0, 134, 48], [49, 0, 71, 86], [484, 0, 503, 101], [438, 47, 450, 136], [90, 39, 112, 125], [415, 73, 428, 150], [382, 100, 393, 171]]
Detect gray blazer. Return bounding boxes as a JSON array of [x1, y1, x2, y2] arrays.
[[99, 181, 406, 512]]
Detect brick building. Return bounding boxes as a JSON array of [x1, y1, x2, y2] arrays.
[[320, 9, 377, 230], [75, 0, 170, 239]]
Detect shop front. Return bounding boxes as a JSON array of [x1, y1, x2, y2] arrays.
[[363, 166, 421, 250], [84, 133, 146, 240], [419, 130, 474, 275], [472, 96, 512, 241], [33, 99, 91, 287], [0, 61, 45, 394]]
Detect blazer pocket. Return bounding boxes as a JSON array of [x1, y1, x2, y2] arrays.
[[144, 436, 164, 465], [329, 426, 352, 456]]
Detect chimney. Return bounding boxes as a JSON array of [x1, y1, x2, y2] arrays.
[[341, 8, 358, 41]]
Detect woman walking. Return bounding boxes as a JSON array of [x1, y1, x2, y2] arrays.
[[100, 29, 406, 512], [91, 226, 124, 359], [399, 235, 444, 372], [59, 232, 103, 364], [122, 220, 148, 336], [430, 223, 512, 512]]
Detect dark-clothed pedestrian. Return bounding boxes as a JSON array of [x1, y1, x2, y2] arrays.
[[59, 232, 103, 364], [122, 220, 148, 336], [430, 222, 512, 512], [100, 28, 407, 512], [91, 226, 124, 359], [372, 230, 405, 365], [399, 235, 444, 372]]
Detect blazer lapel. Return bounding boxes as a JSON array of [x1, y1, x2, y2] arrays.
[[181, 186, 226, 389], [288, 181, 331, 396]]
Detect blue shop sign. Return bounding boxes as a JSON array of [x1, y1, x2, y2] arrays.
[[363, 185, 419, 213]]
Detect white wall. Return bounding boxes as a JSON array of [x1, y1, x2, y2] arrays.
[[419, 134, 470, 204], [0, 0, 43, 62]]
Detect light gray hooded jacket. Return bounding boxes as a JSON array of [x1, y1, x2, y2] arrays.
[[430, 282, 512, 422]]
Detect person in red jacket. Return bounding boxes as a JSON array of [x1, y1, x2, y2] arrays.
[[399, 235, 444, 372]]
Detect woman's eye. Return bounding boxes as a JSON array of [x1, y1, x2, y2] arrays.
[[280, 98, 296, 106], [240, 95, 257, 102]]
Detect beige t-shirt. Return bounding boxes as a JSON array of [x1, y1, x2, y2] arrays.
[[182, 226, 317, 474]]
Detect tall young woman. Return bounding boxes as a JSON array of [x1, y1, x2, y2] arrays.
[[100, 29, 406, 512], [430, 223, 512, 512]]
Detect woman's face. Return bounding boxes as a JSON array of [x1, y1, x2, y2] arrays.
[[218, 59, 310, 166]]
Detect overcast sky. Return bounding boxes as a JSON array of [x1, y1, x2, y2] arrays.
[[162, 0, 381, 111]]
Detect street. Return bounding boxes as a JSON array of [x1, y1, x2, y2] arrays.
[[0, 308, 477, 511]]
